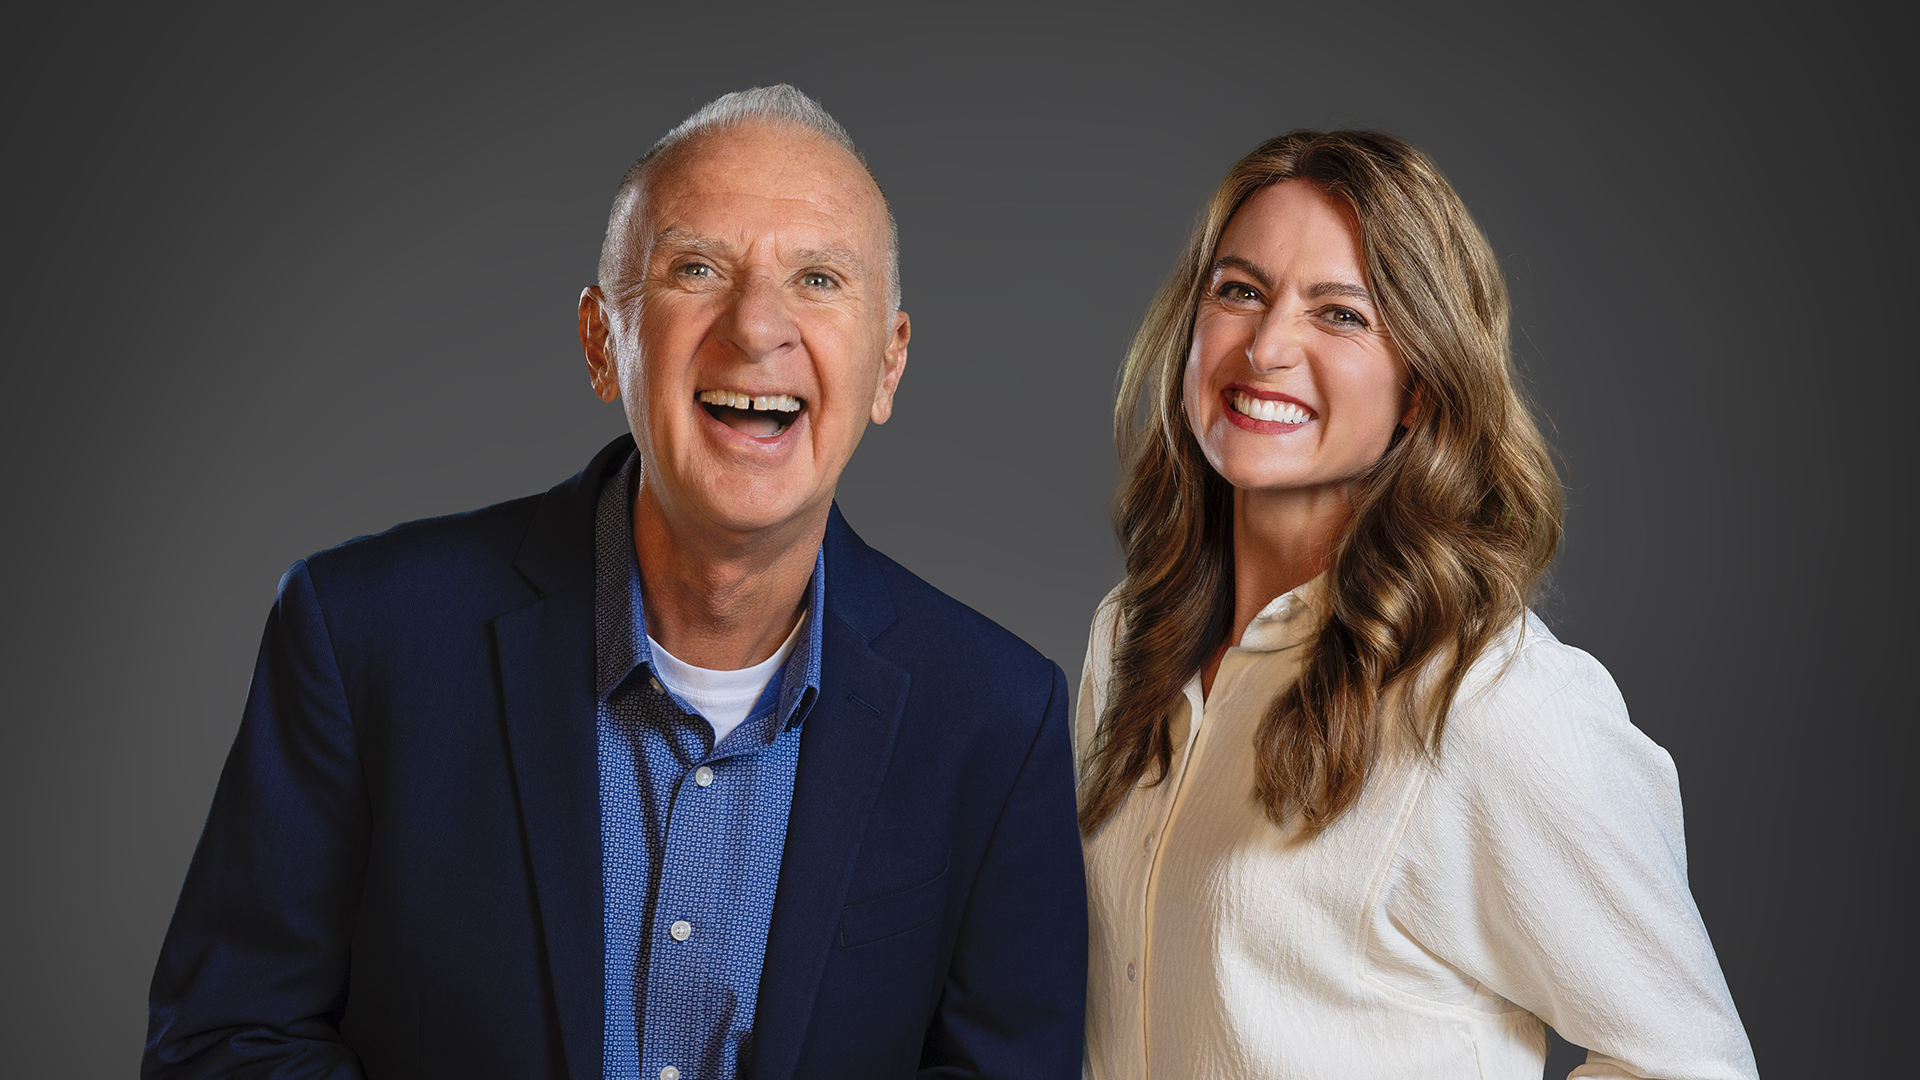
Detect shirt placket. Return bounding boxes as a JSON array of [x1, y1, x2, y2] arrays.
[[1133, 601, 1302, 1077], [1133, 678, 1211, 1075], [652, 695, 775, 1080]]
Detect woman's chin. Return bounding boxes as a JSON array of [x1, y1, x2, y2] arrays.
[[1201, 450, 1308, 495]]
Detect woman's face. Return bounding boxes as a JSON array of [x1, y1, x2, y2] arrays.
[[1183, 180, 1410, 502]]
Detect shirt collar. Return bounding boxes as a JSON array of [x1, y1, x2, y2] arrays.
[[592, 451, 825, 734], [1235, 571, 1328, 653]]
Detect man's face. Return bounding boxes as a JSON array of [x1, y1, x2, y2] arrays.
[[584, 122, 908, 542]]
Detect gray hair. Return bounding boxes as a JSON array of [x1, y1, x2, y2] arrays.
[[597, 84, 901, 313]]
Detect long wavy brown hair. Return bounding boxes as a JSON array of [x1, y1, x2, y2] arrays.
[[1079, 131, 1563, 837]]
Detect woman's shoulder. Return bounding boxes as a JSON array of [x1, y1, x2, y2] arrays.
[[1454, 613, 1627, 721], [1086, 582, 1128, 662], [1436, 614, 1681, 820], [1072, 583, 1124, 766], [1080, 581, 1131, 693]]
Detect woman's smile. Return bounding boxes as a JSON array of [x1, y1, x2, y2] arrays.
[[1223, 385, 1315, 429]]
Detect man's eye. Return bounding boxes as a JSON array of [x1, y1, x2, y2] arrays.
[[801, 272, 836, 288], [677, 263, 713, 278]]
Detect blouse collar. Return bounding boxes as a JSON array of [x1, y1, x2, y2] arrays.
[[1236, 571, 1329, 653]]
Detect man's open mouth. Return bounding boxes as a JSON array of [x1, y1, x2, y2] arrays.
[[697, 389, 804, 439]]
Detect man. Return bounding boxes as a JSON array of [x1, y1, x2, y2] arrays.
[[146, 86, 1086, 1079]]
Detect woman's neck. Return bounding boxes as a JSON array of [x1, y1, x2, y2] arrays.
[[1202, 484, 1352, 698]]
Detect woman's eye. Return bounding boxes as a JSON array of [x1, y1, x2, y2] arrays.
[[1323, 306, 1369, 328], [1217, 282, 1260, 303]]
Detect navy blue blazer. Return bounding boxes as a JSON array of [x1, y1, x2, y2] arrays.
[[146, 437, 1088, 1079]]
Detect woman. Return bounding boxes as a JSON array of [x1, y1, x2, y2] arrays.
[[1076, 131, 1757, 1080]]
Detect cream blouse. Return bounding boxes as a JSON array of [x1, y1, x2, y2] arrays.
[[1077, 577, 1757, 1080]]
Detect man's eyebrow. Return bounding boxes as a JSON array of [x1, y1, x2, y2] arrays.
[[649, 227, 731, 257], [648, 230, 867, 276], [1211, 255, 1273, 291], [792, 245, 867, 274], [1304, 279, 1375, 304]]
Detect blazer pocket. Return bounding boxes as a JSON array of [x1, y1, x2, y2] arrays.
[[838, 856, 950, 948]]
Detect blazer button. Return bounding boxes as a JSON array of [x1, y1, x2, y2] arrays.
[[670, 920, 692, 942]]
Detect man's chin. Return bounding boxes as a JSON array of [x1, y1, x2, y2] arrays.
[[670, 483, 834, 545], [636, 434, 842, 543]]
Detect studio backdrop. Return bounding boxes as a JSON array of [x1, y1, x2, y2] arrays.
[[2, 3, 1909, 1077]]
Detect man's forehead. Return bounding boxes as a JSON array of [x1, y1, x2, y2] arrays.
[[635, 125, 887, 241]]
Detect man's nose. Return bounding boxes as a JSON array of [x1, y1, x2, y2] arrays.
[[1245, 311, 1304, 373], [720, 272, 799, 362]]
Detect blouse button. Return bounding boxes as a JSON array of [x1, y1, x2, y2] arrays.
[[659, 1067, 680, 1080], [1142, 834, 1154, 854], [1127, 961, 1136, 982], [694, 766, 714, 787]]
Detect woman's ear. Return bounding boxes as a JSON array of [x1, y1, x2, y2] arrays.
[[1399, 382, 1425, 431]]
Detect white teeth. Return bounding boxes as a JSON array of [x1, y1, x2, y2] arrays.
[[697, 390, 750, 410], [697, 390, 802, 413], [1232, 391, 1311, 425]]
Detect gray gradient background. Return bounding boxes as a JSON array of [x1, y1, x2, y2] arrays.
[[3, 2, 1909, 1076]]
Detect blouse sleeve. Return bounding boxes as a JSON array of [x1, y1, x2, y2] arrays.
[[1383, 618, 1758, 1080]]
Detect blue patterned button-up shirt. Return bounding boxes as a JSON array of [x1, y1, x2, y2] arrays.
[[595, 455, 824, 1080]]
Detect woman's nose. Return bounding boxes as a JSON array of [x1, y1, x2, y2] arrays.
[[1245, 312, 1304, 372]]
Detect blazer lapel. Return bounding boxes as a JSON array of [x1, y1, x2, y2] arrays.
[[749, 508, 911, 1080], [495, 436, 632, 1080]]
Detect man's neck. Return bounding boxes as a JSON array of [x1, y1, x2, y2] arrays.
[[631, 480, 823, 671]]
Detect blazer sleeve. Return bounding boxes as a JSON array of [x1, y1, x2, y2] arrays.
[[144, 560, 370, 1079], [1385, 626, 1758, 1080], [919, 662, 1089, 1079]]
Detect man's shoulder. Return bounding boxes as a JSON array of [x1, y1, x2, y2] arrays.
[[836, 530, 1062, 703], [299, 494, 547, 612], [296, 438, 625, 615]]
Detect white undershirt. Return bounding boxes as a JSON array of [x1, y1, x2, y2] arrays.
[[647, 613, 805, 744]]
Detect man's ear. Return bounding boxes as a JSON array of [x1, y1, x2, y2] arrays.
[[869, 309, 911, 425], [580, 286, 620, 403]]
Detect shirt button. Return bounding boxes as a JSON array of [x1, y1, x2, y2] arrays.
[[659, 1067, 680, 1080], [650, 677, 663, 694], [694, 766, 714, 787], [1127, 960, 1136, 981], [670, 920, 693, 942]]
